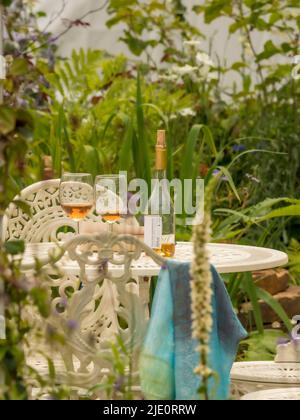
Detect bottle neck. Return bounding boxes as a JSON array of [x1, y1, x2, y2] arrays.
[[155, 146, 167, 176], [154, 169, 167, 180]]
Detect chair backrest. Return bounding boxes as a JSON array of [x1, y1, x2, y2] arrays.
[[2, 179, 98, 243], [24, 233, 165, 396]]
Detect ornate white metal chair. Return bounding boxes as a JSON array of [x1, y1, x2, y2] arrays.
[[22, 233, 166, 398]]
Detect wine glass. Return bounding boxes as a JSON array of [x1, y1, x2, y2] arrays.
[[95, 174, 126, 232], [59, 173, 94, 234]]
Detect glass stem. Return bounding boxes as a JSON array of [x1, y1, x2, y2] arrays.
[[77, 221, 80, 235]]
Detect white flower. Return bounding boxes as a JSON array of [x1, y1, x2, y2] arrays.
[[199, 64, 210, 78], [159, 74, 179, 82], [183, 40, 202, 48], [196, 52, 214, 67], [179, 107, 196, 117], [172, 64, 198, 76], [206, 72, 219, 82]]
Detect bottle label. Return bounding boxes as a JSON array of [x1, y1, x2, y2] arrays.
[[144, 215, 162, 249]]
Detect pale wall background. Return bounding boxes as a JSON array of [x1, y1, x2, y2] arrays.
[[35, 0, 286, 86]]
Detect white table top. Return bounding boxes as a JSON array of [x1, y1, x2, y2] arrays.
[[21, 241, 288, 275]]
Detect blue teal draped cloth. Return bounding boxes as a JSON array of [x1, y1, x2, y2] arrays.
[[139, 260, 247, 400]]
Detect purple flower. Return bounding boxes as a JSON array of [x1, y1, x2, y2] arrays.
[[212, 169, 228, 181], [232, 144, 246, 152], [212, 169, 220, 176]]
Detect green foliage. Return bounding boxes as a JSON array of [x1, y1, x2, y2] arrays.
[[4, 240, 25, 255], [238, 329, 285, 362], [287, 239, 300, 284], [106, 0, 201, 61], [0, 241, 53, 400]]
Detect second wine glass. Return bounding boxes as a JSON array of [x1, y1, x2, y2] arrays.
[[95, 174, 126, 232]]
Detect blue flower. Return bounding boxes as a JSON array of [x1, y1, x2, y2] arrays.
[[213, 169, 228, 181], [232, 144, 246, 152]]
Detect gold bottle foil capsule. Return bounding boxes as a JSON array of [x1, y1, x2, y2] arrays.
[[155, 130, 167, 170]]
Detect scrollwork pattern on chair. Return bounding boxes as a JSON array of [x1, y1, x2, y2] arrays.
[[25, 233, 165, 393], [2, 179, 98, 243]]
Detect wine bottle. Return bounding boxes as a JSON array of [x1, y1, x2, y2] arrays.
[[144, 130, 175, 257]]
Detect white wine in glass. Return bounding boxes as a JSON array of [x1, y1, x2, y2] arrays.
[[59, 173, 94, 234], [95, 174, 126, 232]]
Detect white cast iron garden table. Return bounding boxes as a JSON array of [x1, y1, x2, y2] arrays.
[[21, 241, 288, 275]]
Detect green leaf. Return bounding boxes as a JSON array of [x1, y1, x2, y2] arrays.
[[9, 58, 29, 77], [257, 288, 293, 332], [4, 240, 25, 255], [269, 12, 282, 25], [258, 205, 300, 221], [83, 145, 101, 178], [227, 149, 286, 171], [36, 11, 47, 17], [101, 112, 117, 142], [217, 166, 241, 203], [121, 31, 156, 56], [181, 124, 216, 181], [50, 123, 61, 177], [0, 106, 16, 135], [63, 123, 76, 172], [0, 0, 13, 6], [118, 116, 133, 171], [239, 330, 284, 362], [135, 71, 150, 185], [243, 272, 264, 334], [229, 20, 245, 33], [30, 288, 50, 318], [231, 62, 247, 71], [47, 357, 56, 380], [242, 75, 251, 92], [257, 40, 280, 61], [203, 0, 233, 23]]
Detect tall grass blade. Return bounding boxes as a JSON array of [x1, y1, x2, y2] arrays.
[[256, 288, 292, 331], [180, 124, 217, 181], [135, 71, 151, 185], [119, 116, 134, 172], [243, 272, 264, 334]]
